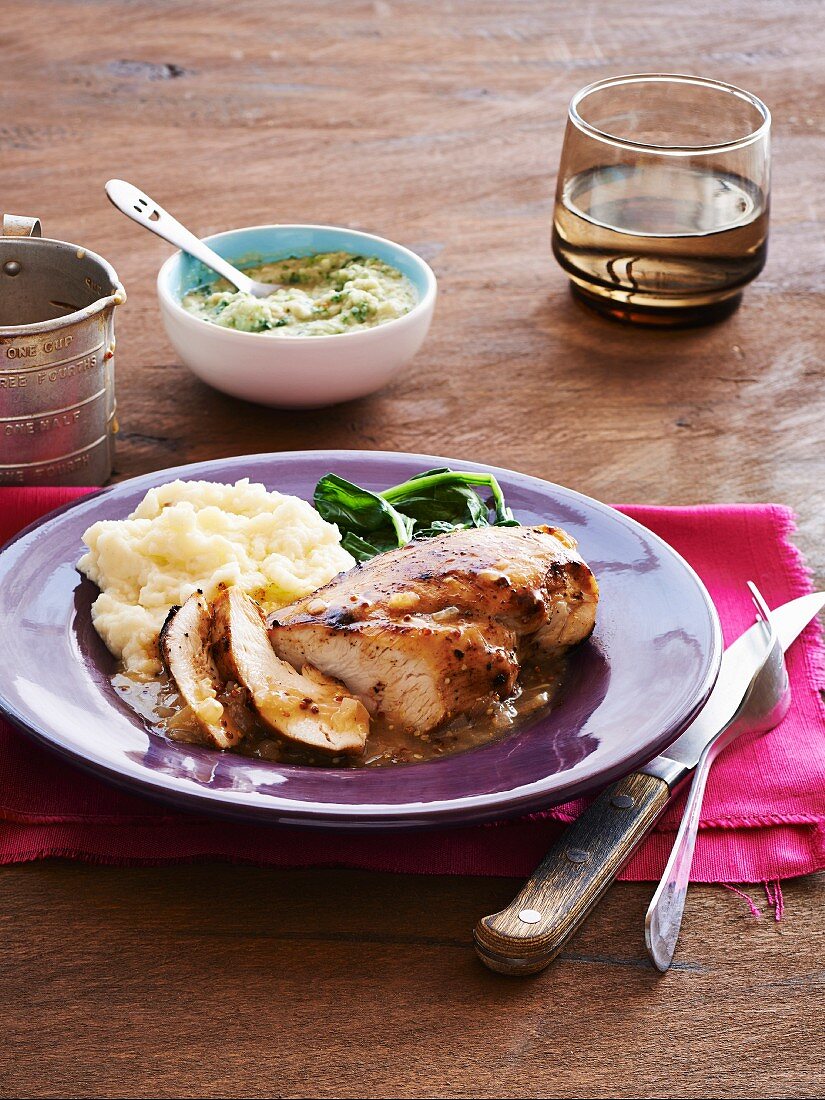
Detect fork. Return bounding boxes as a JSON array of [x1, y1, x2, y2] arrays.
[[644, 582, 791, 971]]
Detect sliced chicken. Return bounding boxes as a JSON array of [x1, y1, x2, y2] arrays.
[[269, 614, 519, 734], [268, 524, 598, 733], [159, 592, 246, 750], [210, 586, 370, 756]]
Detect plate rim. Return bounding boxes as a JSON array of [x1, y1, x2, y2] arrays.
[[0, 449, 723, 827]]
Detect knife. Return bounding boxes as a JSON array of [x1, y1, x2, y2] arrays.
[[473, 591, 825, 976]]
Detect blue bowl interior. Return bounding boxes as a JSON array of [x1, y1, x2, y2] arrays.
[[165, 226, 432, 303]]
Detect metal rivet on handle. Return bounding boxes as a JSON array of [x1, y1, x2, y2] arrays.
[[611, 794, 634, 809], [2, 261, 21, 276], [566, 847, 589, 864], [518, 909, 542, 924]]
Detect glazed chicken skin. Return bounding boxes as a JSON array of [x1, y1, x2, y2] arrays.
[[268, 525, 598, 734]]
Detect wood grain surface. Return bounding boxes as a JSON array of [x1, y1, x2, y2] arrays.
[[1, 1, 823, 1096]]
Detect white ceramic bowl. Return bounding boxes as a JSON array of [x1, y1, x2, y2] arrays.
[[157, 224, 437, 408]]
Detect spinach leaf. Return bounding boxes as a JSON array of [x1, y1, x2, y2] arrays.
[[314, 468, 519, 561], [340, 531, 388, 562], [384, 467, 488, 530], [383, 469, 516, 526], [314, 474, 414, 560]]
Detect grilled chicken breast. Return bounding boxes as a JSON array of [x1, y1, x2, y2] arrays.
[[210, 587, 370, 756], [159, 592, 246, 750], [268, 525, 598, 733]]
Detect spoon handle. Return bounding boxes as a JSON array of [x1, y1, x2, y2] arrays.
[[104, 179, 256, 294]]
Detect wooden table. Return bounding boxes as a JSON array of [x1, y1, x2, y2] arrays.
[[2, 2, 823, 1096]]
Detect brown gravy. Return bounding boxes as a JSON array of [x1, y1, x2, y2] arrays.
[[113, 656, 566, 768]]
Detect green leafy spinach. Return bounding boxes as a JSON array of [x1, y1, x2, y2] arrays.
[[313, 468, 518, 561]]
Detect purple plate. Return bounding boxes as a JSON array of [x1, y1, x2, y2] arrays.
[[0, 450, 721, 830]]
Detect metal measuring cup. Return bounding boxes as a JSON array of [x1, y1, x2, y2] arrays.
[[0, 214, 126, 485]]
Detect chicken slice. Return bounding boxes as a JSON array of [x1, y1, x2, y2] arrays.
[[268, 524, 598, 733], [272, 613, 519, 733], [210, 587, 370, 756], [159, 592, 246, 750]]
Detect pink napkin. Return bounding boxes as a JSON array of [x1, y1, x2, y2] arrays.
[[0, 488, 822, 883]]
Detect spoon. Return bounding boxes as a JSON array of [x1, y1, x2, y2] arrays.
[[105, 179, 274, 298], [644, 582, 791, 972]]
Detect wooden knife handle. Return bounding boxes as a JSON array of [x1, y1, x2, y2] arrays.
[[474, 772, 671, 975]]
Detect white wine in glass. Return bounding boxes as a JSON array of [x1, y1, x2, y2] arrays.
[[552, 75, 771, 326]]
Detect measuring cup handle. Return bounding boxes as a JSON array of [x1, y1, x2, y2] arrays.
[[2, 214, 42, 237]]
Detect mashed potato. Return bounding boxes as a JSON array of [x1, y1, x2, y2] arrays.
[[78, 479, 355, 675]]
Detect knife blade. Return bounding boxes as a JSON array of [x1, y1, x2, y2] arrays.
[[643, 591, 825, 785], [474, 590, 825, 975]]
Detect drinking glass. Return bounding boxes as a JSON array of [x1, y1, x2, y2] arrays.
[[551, 74, 771, 325]]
